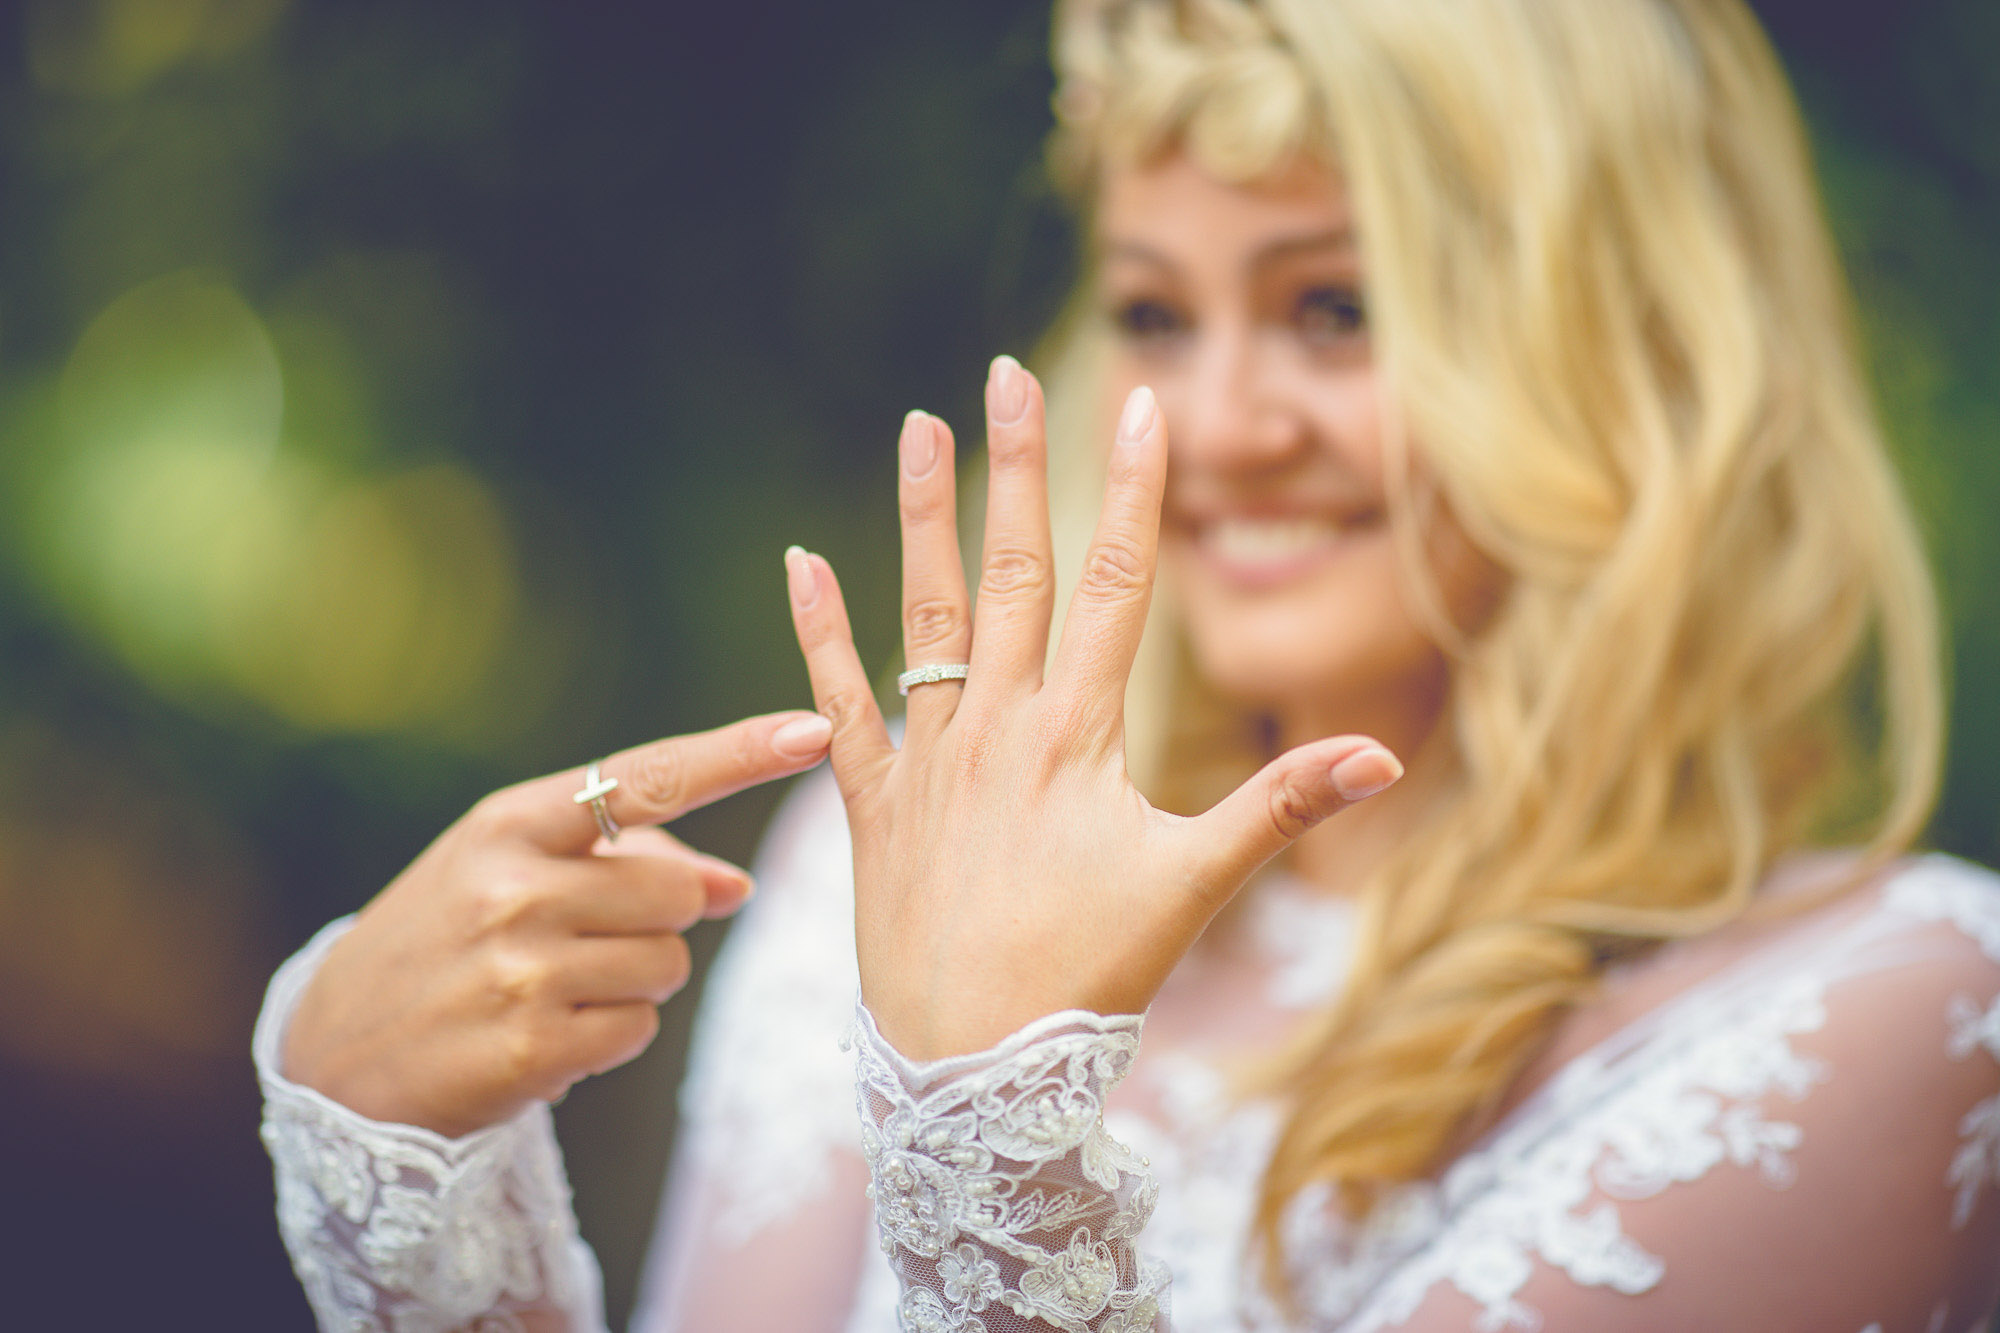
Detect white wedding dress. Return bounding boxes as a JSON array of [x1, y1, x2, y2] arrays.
[[257, 767, 2000, 1332]]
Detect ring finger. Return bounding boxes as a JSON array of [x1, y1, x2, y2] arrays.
[[898, 409, 971, 741]]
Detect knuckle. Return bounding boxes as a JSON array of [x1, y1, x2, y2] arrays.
[[725, 722, 762, 775], [487, 947, 556, 1010], [980, 546, 1052, 600], [1079, 539, 1150, 599], [904, 597, 967, 651], [626, 745, 691, 814], [466, 787, 531, 840], [901, 484, 953, 524], [1267, 776, 1323, 842], [986, 428, 1042, 469], [471, 869, 540, 933], [818, 685, 875, 733]]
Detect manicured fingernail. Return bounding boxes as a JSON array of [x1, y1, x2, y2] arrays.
[[1117, 385, 1156, 446], [785, 545, 818, 608], [901, 410, 938, 479], [988, 355, 1028, 425], [772, 712, 833, 758], [1331, 746, 1403, 801]]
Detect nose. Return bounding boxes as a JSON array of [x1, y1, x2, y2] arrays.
[[1160, 321, 1305, 472]]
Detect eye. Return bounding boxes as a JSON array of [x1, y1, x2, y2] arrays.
[[1293, 285, 1367, 346], [1110, 298, 1187, 344]]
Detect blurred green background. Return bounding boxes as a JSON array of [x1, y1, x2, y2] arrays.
[[0, 1, 1992, 1327]]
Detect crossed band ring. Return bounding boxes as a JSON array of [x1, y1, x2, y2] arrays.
[[898, 662, 971, 695], [574, 760, 622, 843]]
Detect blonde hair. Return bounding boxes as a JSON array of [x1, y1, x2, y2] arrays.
[[1040, 0, 1944, 1278]]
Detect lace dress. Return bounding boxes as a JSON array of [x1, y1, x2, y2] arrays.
[[257, 768, 2000, 1331]]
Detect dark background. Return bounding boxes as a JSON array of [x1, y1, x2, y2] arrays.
[[0, 1, 1993, 1326]]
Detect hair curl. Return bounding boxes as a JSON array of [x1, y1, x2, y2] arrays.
[[1035, 0, 1944, 1288]]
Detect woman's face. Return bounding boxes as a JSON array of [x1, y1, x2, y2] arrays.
[[1094, 153, 1497, 742]]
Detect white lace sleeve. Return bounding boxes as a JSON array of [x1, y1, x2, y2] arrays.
[[1329, 857, 2000, 1333], [850, 1003, 1170, 1333], [254, 917, 605, 1333]]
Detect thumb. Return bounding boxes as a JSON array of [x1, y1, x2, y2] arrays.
[[1186, 735, 1403, 888]]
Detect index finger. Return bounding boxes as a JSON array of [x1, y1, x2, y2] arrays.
[[497, 710, 834, 853]]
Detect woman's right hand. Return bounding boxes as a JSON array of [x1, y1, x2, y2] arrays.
[[279, 710, 834, 1137]]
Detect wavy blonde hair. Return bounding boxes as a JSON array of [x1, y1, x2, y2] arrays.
[[1035, 0, 1944, 1278]]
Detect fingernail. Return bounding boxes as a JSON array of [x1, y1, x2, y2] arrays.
[[772, 712, 833, 758], [901, 410, 938, 479], [1331, 746, 1403, 801], [1117, 385, 1156, 446], [785, 545, 818, 609], [988, 355, 1028, 425]]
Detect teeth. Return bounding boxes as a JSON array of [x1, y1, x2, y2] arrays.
[[1205, 517, 1342, 565]]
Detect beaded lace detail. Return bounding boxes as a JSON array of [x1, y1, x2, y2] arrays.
[[254, 918, 601, 1333], [849, 1006, 1169, 1333], [839, 857, 2000, 1332], [254, 767, 2000, 1333]]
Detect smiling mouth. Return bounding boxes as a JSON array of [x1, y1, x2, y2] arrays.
[[1187, 515, 1356, 587]]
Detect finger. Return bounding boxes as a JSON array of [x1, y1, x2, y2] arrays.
[[786, 545, 896, 801], [564, 1002, 663, 1082], [898, 409, 971, 740], [558, 932, 694, 1006], [592, 826, 753, 919], [557, 854, 717, 936], [1049, 385, 1168, 726], [1179, 735, 1403, 891], [499, 711, 835, 855], [969, 355, 1056, 696]]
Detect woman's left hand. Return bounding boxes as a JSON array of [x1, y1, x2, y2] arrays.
[[787, 357, 1401, 1061]]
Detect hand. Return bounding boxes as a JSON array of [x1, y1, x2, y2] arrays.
[[281, 710, 834, 1137], [786, 357, 1401, 1061]]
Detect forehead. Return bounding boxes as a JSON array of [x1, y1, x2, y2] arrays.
[[1094, 152, 1354, 265]]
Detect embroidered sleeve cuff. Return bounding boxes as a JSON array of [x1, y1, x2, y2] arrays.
[[850, 1001, 1169, 1333]]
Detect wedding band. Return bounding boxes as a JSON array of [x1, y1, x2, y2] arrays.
[[897, 662, 971, 695], [574, 760, 621, 843]]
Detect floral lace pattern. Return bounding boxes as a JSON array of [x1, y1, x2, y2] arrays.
[[840, 858, 2000, 1333], [850, 1006, 1168, 1332], [254, 918, 601, 1333]]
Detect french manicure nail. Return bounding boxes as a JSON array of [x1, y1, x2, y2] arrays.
[[901, 410, 938, 479], [1117, 385, 1156, 445], [772, 712, 833, 758], [988, 355, 1028, 425], [785, 545, 817, 609], [1331, 746, 1403, 801]]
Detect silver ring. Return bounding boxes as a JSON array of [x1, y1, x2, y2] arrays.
[[897, 662, 970, 695], [574, 760, 621, 843]]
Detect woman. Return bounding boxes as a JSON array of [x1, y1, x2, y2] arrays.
[[258, 0, 2000, 1328]]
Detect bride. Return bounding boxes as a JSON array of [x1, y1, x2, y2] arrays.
[[257, 0, 2000, 1328]]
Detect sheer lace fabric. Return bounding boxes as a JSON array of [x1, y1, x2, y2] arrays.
[[254, 919, 604, 1333], [258, 769, 2000, 1331], [849, 1005, 1167, 1333]]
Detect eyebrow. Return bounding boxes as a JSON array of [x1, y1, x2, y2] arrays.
[[1100, 226, 1356, 275]]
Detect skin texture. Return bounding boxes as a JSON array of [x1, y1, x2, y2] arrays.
[[282, 711, 833, 1137], [785, 359, 1404, 1063], [1095, 154, 1504, 895]]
